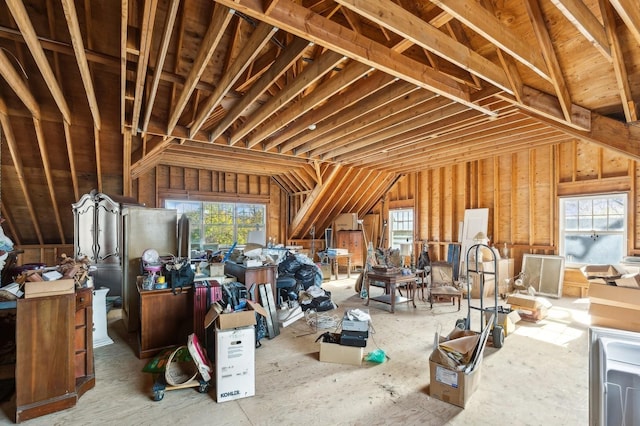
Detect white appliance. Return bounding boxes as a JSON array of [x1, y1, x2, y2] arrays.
[[215, 326, 255, 402], [92, 287, 114, 348], [589, 326, 640, 425]]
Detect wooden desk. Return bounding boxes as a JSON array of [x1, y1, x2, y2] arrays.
[[223, 262, 277, 305], [365, 271, 417, 313]]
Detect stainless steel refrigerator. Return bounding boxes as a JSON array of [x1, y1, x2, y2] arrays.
[[121, 206, 177, 332]]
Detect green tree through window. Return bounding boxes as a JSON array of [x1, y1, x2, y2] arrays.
[[165, 200, 266, 250]]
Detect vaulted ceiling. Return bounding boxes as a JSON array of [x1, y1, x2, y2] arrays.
[[1, 0, 639, 244]]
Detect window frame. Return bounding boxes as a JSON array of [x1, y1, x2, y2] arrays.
[[164, 199, 267, 250], [389, 208, 414, 250], [558, 192, 627, 267]]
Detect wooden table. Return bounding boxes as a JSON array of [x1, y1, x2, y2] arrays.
[[325, 253, 352, 280], [365, 271, 417, 313]]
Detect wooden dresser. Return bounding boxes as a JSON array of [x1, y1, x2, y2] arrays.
[[15, 288, 94, 423], [335, 230, 364, 270]]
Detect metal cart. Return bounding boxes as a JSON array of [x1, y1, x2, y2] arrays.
[[456, 243, 505, 348]]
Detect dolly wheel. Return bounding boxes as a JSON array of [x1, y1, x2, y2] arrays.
[[198, 383, 209, 393], [455, 318, 467, 330], [152, 390, 164, 401], [492, 325, 505, 349]]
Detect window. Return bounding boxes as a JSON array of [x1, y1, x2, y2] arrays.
[[390, 208, 414, 249], [165, 200, 266, 250], [559, 193, 627, 266]]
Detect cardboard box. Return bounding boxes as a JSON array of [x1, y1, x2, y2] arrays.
[[429, 357, 483, 408], [319, 341, 363, 366], [205, 300, 268, 330], [428, 327, 488, 408], [318, 263, 331, 281], [581, 264, 625, 285], [215, 326, 255, 402], [209, 263, 225, 276], [506, 294, 550, 322], [334, 213, 358, 231], [588, 282, 640, 332], [484, 309, 521, 336], [24, 279, 75, 298]]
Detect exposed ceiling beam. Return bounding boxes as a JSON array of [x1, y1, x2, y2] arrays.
[[0, 97, 43, 244], [609, 0, 640, 46], [6, 0, 71, 123], [524, 0, 574, 123], [130, 0, 158, 135], [213, 0, 495, 116], [141, 0, 180, 134], [32, 117, 66, 243], [189, 21, 278, 137], [334, 0, 513, 92], [255, 61, 373, 150], [62, 121, 79, 202], [230, 50, 347, 147], [429, 0, 552, 80], [166, 3, 235, 135], [120, 0, 128, 132], [547, 0, 611, 59], [208, 36, 311, 142], [600, 0, 638, 122], [61, 0, 101, 129], [0, 48, 40, 118]]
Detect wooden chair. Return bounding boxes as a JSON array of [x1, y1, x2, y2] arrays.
[[414, 247, 432, 301], [428, 261, 462, 311]]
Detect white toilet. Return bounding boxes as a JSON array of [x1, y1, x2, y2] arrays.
[[92, 287, 114, 348]]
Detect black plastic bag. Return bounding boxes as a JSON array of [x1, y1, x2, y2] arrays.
[[167, 261, 195, 294], [278, 253, 302, 275], [295, 264, 317, 290]]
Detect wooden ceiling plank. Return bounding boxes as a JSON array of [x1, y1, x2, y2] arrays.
[[334, 0, 513, 93], [167, 4, 235, 135], [63, 121, 79, 202], [257, 61, 373, 150], [190, 22, 278, 137], [548, 0, 611, 59], [61, 0, 102, 129], [608, 0, 640, 46], [600, 0, 638, 122], [0, 97, 44, 244], [32, 117, 65, 243], [141, 0, 181, 134], [230, 50, 346, 147], [273, 71, 398, 153], [209, 36, 311, 142], [6, 0, 71, 123], [0, 48, 40, 118], [430, 0, 551, 80], [213, 0, 495, 116], [524, 0, 574, 124], [130, 0, 158, 135]]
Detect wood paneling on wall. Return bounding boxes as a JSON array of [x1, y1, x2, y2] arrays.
[[385, 141, 637, 274]]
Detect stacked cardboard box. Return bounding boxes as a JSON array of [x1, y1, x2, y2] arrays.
[[582, 264, 640, 332]]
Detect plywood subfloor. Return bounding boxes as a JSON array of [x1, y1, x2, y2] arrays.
[[0, 277, 589, 425]]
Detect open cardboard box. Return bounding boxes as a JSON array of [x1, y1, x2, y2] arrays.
[[205, 299, 268, 330], [428, 322, 491, 408], [506, 294, 551, 322], [319, 341, 364, 366], [580, 264, 626, 285]]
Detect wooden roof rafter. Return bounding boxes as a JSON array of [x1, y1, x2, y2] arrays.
[[189, 21, 278, 138], [0, 96, 43, 244], [0, 48, 40, 118], [166, 3, 235, 136], [216, 0, 495, 116], [548, 0, 611, 59], [6, 0, 71, 124], [600, 0, 638, 122], [608, 0, 640, 46]]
